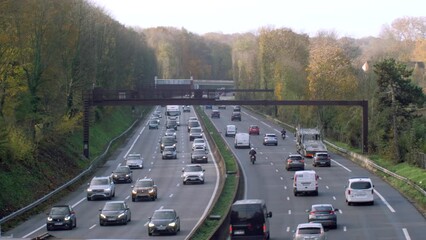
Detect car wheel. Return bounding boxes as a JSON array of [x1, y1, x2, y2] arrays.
[[132, 197, 135, 202], [201, 180, 205, 184], [294, 190, 298, 196], [46, 226, 52, 231], [275, 143, 278, 146], [148, 232, 152, 236], [87, 196, 91, 201], [100, 221, 104, 226], [314, 190, 318, 196], [347, 201, 352, 206], [183, 181, 186, 185], [74, 219, 77, 228], [68, 221, 73, 230], [370, 201, 374, 205]]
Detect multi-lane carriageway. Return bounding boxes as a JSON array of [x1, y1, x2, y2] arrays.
[[5, 105, 426, 240]]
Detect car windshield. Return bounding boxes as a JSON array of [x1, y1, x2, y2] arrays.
[[312, 205, 333, 212], [153, 211, 175, 219], [135, 180, 153, 187], [194, 139, 205, 144], [290, 156, 303, 160], [127, 155, 141, 160], [50, 207, 69, 215], [193, 150, 205, 154], [104, 202, 124, 211], [189, 121, 200, 127], [162, 137, 175, 144], [230, 204, 264, 224], [164, 147, 175, 151], [191, 128, 202, 133], [266, 134, 276, 137], [351, 181, 372, 189], [114, 167, 130, 173], [298, 227, 321, 234], [91, 178, 109, 185], [185, 166, 202, 172], [149, 120, 157, 124]]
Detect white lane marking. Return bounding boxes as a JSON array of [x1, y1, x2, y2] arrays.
[[148, 169, 152, 172], [402, 228, 411, 240], [169, 194, 173, 198], [339, 209, 343, 214], [251, 116, 259, 120], [288, 210, 292, 215], [344, 226, 347, 232], [331, 159, 352, 172], [375, 189, 396, 213], [89, 224, 96, 229], [72, 197, 86, 208], [270, 162, 273, 165], [333, 196, 336, 200], [151, 161, 154, 164], [262, 122, 272, 128], [275, 169, 279, 172], [284, 186, 287, 190], [280, 177, 283, 181], [125, 195, 130, 200], [326, 186, 329, 189], [286, 226, 290, 232], [287, 197, 290, 201]]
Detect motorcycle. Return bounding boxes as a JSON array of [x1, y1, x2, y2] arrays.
[[250, 154, 256, 164], [281, 132, 286, 139]]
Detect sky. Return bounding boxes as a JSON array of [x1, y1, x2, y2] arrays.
[[90, 0, 425, 38]]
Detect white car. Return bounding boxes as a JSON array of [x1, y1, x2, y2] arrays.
[[293, 223, 326, 240], [192, 138, 207, 151], [345, 177, 374, 205], [182, 164, 205, 184], [125, 153, 144, 169]]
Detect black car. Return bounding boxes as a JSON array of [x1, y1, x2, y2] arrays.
[[159, 136, 177, 152], [231, 111, 241, 121], [111, 166, 132, 183], [46, 205, 77, 231], [211, 110, 220, 118], [191, 149, 208, 163], [148, 209, 180, 236], [99, 201, 131, 226]]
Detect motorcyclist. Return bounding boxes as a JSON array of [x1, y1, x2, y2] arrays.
[[249, 147, 257, 157], [281, 128, 287, 137]]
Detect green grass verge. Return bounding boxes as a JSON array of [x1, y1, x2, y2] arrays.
[[190, 106, 238, 239]]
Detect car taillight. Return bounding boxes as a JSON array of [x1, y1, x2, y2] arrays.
[[263, 223, 267, 233], [287, 159, 292, 163], [310, 211, 316, 214], [300, 159, 305, 163], [329, 210, 335, 214], [229, 225, 233, 234]]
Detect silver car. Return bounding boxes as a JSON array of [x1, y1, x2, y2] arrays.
[[99, 201, 131, 226], [293, 223, 326, 240], [87, 176, 116, 201], [125, 153, 144, 169], [182, 164, 205, 184]]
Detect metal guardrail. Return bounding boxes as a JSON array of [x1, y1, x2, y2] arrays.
[[325, 141, 426, 197], [0, 115, 142, 226]]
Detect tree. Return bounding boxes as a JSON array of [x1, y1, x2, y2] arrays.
[[373, 58, 425, 163]]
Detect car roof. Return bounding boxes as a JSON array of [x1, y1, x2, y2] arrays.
[[289, 153, 303, 157], [105, 200, 125, 204], [348, 177, 372, 182], [154, 208, 175, 213], [250, 125, 258, 127], [128, 153, 141, 157], [297, 222, 323, 229], [93, 176, 110, 180], [265, 133, 276, 136], [233, 199, 265, 205], [311, 203, 333, 208]]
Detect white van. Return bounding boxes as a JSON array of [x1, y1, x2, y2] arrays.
[[225, 125, 237, 137], [345, 177, 374, 205], [234, 133, 250, 149], [293, 170, 319, 196]]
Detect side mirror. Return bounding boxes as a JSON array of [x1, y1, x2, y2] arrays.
[[267, 211, 272, 218], [334, 208, 339, 212], [203, 169, 206, 172]]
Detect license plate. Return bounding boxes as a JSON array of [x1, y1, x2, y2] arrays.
[[234, 230, 245, 235], [54, 223, 63, 225], [157, 226, 166, 230], [108, 218, 116, 221]]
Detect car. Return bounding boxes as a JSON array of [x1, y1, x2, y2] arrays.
[[154, 110, 162, 117], [191, 149, 208, 163], [293, 223, 326, 240], [192, 138, 207, 151], [233, 105, 241, 112], [148, 119, 159, 129], [147, 208, 180, 236], [234, 132, 251, 149], [182, 105, 190, 112], [188, 116, 198, 122], [211, 110, 220, 118], [307, 204, 339, 229], [131, 178, 158, 201], [125, 153, 144, 169], [151, 116, 161, 124], [313, 152, 331, 167], [159, 136, 177, 152], [162, 146, 177, 159], [345, 177, 375, 205], [189, 127, 203, 141], [99, 201, 131, 226], [263, 133, 278, 146], [231, 111, 241, 121], [165, 128, 177, 139], [205, 105, 213, 109], [187, 120, 201, 132], [46, 205, 76, 231], [111, 165, 132, 183], [248, 125, 260, 135], [286, 154, 305, 171], [86, 176, 115, 201], [182, 164, 205, 184], [218, 105, 226, 109], [229, 199, 272, 239], [166, 119, 178, 130]]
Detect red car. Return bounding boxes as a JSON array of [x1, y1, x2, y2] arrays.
[[249, 125, 260, 135]]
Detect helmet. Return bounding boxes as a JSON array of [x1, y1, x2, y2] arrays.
[[251, 148, 254, 150]]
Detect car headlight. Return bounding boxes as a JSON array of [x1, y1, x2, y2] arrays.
[[168, 222, 176, 227], [149, 189, 155, 193], [87, 188, 92, 192], [126, 174, 130, 177], [161, 144, 164, 147], [203, 156, 207, 159], [105, 188, 111, 192], [47, 216, 53, 221], [64, 215, 71, 221], [148, 222, 155, 227], [118, 213, 125, 218], [100, 214, 106, 219], [113, 174, 118, 178], [132, 190, 137, 194]]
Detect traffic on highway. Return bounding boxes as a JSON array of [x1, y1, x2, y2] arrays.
[[6, 105, 426, 240]]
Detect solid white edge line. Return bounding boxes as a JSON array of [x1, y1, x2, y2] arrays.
[[331, 159, 352, 172], [402, 228, 411, 240], [374, 189, 396, 213]]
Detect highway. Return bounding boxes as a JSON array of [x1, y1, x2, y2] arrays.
[[205, 106, 426, 240], [6, 106, 219, 239]]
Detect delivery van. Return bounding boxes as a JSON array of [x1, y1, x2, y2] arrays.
[[225, 125, 237, 137], [293, 170, 319, 196], [234, 133, 250, 149]]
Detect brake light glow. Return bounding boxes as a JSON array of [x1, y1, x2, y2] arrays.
[[263, 223, 267, 233], [229, 225, 232, 234]]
